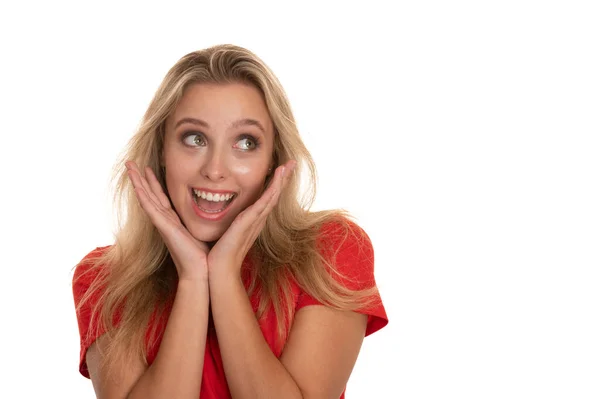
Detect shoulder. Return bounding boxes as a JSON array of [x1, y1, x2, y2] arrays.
[[72, 246, 113, 378], [316, 217, 375, 277], [73, 246, 112, 277], [73, 246, 113, 298], [318, 216, 372, 249]]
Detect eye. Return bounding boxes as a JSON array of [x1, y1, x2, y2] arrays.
[[183, 133, 206, 147], [235, 135, 259, 151]]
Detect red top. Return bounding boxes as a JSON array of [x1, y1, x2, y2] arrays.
[[73, 220, 388, 398]]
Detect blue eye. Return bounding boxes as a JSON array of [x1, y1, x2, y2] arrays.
[[235, 136, 258, 151], [183, 133, 206, 147]]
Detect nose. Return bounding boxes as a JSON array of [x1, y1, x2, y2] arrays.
[[200, 148, 227, 181]]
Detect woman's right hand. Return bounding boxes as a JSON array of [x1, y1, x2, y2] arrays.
[[126, 161, 209, 282]]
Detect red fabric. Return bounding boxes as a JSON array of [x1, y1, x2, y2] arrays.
[[296, 221, 388, 337], [72, 220, 388, 398], [72, 246, 110, 378]]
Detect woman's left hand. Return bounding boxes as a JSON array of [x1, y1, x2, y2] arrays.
[[206, 160, 296, 282]]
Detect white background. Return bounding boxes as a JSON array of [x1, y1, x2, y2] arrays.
[[1, 1, 599, 398]]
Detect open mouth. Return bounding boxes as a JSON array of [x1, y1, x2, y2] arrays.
[[191, 189, 237, 214]]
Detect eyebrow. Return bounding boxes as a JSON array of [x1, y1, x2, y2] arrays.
[[174, 117, 266, 133]]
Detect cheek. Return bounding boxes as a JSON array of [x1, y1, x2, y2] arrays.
[[231, 160, 268, 195], [163, 172, 178, 203], [164, 163, 191, 199], [231, 162, 252, 175]]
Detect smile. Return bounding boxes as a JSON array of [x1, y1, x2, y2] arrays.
[[190, 188, 237, 220], [193, 189, 236, 202]]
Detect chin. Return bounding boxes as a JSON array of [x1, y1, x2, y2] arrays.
[[187, 223, 227, 243]]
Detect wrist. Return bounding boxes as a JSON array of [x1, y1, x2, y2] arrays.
[[175, 278, 210, 308], [178, 272, 210, 287], [208, 265, 242, 287]]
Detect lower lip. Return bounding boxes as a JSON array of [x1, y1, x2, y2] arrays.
[[191, 194, 235, 221]]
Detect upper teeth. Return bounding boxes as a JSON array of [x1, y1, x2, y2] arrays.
[[193, 190, 235, 202]]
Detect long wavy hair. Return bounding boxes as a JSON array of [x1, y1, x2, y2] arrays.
[[75, 44, 378, 377]]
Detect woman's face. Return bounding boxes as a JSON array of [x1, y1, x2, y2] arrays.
[[162, 82, 275, 243]]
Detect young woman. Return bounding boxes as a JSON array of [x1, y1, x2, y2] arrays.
[[73, 44, 388, 399]]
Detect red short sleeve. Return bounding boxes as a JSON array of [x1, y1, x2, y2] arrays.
[[72, 246, 111, 378], [296, 220, 388, 336]]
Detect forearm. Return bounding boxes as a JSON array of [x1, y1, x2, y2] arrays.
[[209, 274, 302, 399], [128, 279, 210, 399]]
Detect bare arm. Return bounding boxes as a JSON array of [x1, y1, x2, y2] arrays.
[[84, 162, 213, 398], [279, 306, 367, 398], [210, 275, 366, 399], [205, 161, 367, 397], [209, 276, 302, 398], [87, 278, 209, 399]]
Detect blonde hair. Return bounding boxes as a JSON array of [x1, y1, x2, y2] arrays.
[[75, 44, 378, 377]]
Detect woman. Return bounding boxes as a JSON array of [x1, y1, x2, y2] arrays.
[[73, 44, 388, 398]]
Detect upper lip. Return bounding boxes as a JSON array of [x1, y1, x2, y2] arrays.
[[191, 187, 237, 195]]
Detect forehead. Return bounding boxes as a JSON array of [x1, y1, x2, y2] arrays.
[[168, 82, 274, 133]]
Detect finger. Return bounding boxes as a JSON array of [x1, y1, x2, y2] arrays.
[[264, 160, 295, 198], [128, 162, 161, 207], [253, 166, 284, 216], [136, 190, 178, 236], [255, 161, 296, 217], [264, 162, 292, 208], [134, 165, 159, 204], [242, 166, 285, 226], [128, 168, 177, 229], [260, 175, 284, 218], [255, 161, 296, 226], [276, 160, 296, 199], [127, 172, 169, 227], [130, 181, 163, 223], [126, 166, 149, 196], [145, 166, 172, 208], [247, 182, 283, 242], [219, 168, 283, 251], [228, 175, 278, 229], [284, 160, 297, 183], [229, 161, 293, 229]]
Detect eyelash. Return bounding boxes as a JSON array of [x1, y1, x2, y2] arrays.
[[237, 134, 260, 150], [181, 132, 260, 151]]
